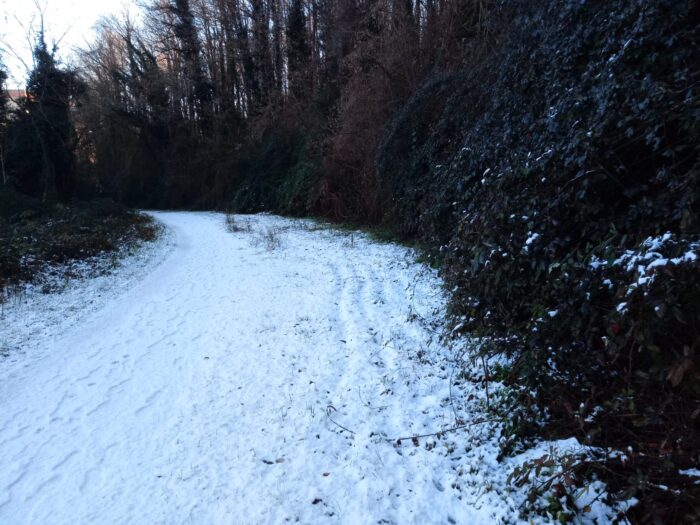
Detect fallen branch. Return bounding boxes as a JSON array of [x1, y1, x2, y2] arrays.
[[391, 418, 497, 444], [325, 404, 497, 443]]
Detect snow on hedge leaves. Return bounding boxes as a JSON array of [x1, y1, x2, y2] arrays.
[[589, 234, 700, 314]]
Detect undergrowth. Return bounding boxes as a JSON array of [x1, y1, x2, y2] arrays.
[[0, 189, 158, 294]]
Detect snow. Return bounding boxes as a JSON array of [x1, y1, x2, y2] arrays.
[[589, 256, 607, 270], [680, 469, 700, 485], [643, 233, 672, 251], [525, 233, 539, 245], [612, 234, 699, 278], [523, 233, 540, 254], [1, 226, 175, 357], [0, 212, 619, 524], [585, 234, 700, 297]]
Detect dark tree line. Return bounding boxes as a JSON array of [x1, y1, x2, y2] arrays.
[[72, 0, 489, 211]]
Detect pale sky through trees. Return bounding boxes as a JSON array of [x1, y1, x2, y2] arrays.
[[0, 0, 135, 87]]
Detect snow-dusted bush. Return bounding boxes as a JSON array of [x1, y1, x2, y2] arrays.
[[378, 0, 700, 520]]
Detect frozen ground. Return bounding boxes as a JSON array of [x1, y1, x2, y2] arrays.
[[0, 212, 613, 524]]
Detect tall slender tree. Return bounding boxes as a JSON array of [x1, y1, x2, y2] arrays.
[[250, 0, 274, 109], [286, 0, 310, 99], [170, 0, 212, 131], [270, 0, 284, 97]]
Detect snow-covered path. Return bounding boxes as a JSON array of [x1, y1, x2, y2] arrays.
[[0, 212, 523, 524]]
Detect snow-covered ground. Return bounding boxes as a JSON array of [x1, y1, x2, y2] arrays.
[[0, 212, 612, 524]]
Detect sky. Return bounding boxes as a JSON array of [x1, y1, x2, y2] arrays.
[[0, 0, 136, 87]]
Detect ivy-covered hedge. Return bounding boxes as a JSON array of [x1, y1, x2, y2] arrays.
[[377, 0, 700, 520]]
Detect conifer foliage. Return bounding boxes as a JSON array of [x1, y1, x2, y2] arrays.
[[2, 32, 83, 202], [26, 32, 83, 202], [0, 61, 7, 187]]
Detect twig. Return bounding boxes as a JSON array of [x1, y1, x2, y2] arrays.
[[482, 355, 491, 411], [325, 405, 356, 435], [325, 403, 497, 442], [448, 345, 470, 420], [390, 418, 497, 443]]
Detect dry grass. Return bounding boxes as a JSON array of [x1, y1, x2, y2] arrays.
[[253, 227, 283, 251]]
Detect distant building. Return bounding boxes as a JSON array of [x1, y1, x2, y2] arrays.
[[4, 88, 27, 110]]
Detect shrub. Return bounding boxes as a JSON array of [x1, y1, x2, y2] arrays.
[[377, 0, 700, 519], [0, 190, 157, 291]]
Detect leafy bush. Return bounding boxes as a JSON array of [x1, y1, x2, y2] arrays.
[[377, 0, 700, 520]]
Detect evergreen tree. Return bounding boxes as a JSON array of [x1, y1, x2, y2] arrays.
[[26, 31, 83, 202], [0, 60, 7, 187]]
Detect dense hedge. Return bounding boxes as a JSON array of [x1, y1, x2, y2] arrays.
[[377, 0, 700, 521]]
